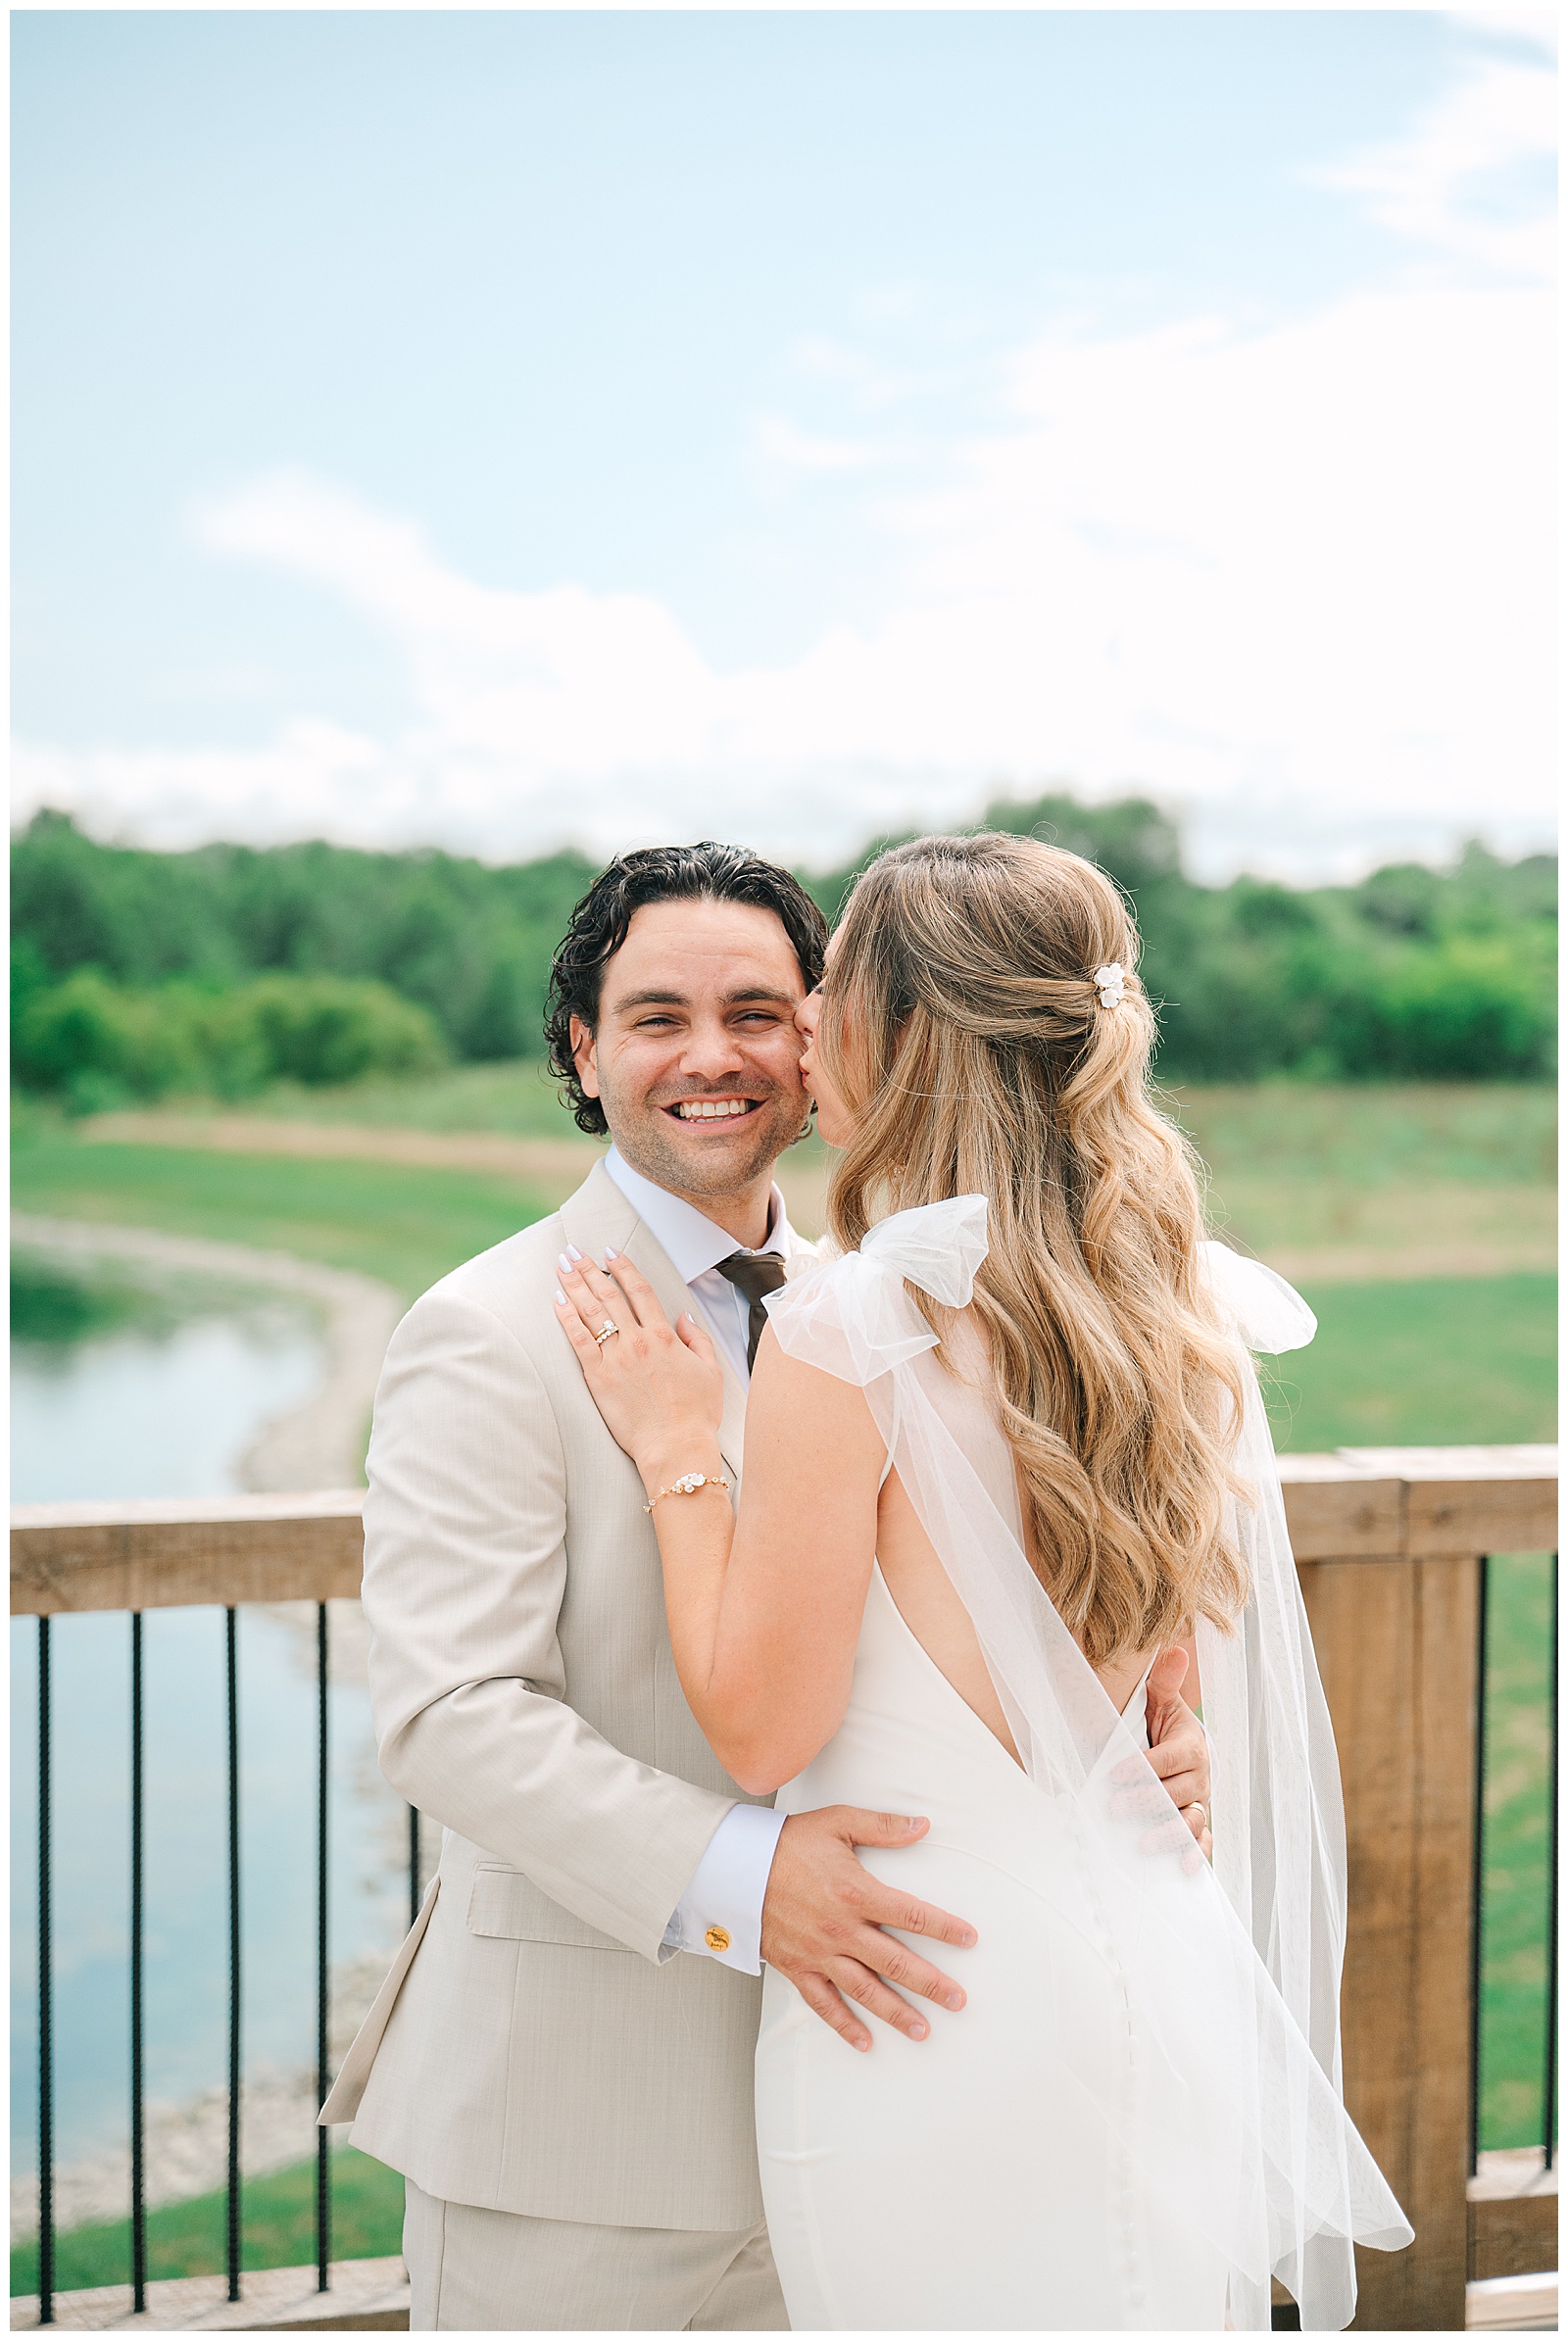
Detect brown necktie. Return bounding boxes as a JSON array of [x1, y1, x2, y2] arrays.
[[713, 1252, 789, 1373]]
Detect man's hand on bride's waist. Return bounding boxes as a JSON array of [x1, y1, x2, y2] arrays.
[[1108, 1647, 1214, 1876], [760, 1806, 979, 2055]]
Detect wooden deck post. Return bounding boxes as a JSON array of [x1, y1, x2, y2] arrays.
[[1299, 1548, 1478, 2331], [1283, 1445, 1559, 2332]]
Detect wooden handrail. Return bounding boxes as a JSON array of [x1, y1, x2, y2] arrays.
[[1280, 1444, 1559, 1562], [10, 1445, 1557, 1616], [10, 1490, 367, 1615]]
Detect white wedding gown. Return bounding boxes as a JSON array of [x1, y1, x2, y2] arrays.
[[753, 1200, 1412, 2333], [758, 1569, 1227, 2329]]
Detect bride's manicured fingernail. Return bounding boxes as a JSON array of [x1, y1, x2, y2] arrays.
[[604, 1244, 618, 1259], [555, 1290, 567, 1306], [558, 1253, 572, 1273], [566, 1244, 584, 1262]]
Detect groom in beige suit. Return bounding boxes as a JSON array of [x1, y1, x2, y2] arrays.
[[322, 841, 1213, 2330]]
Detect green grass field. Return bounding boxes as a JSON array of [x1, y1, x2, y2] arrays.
[[9, 2148, 404, 2297], [1174, 1081, 1556, 1271], [1265, 1274, 1557, 1452], [11, 1125, 552, 1304], [77, 1056, 580, 1138], [1170, 1078, 1556, 1190], [1479, 1551, 1557, 2154], [63, 1063, 1557, 1182]]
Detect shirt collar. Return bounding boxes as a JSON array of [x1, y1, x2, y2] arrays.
[[604, 1146, 788, 1284]]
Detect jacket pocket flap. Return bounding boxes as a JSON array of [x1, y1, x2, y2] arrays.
[[466, 1865, 636, 1952]]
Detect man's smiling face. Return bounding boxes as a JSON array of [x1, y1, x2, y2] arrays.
[[570, 898, 809, 1222]]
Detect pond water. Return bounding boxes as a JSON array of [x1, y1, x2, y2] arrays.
[[12, 1282, 323, 1505], [10, 1257, 410, 2193]]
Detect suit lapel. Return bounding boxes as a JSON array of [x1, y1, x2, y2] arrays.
[[559, 1160, 749, 1485]]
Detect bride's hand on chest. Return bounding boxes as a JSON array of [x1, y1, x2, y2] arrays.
[[554, 1246, 724, 1484]]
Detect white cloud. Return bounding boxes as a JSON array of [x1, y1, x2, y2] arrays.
[[1447, 13, 1557, 62], [1311, 39, 1556, 280], [15, 721, 394, 846], [17, 268, 1551, 883]]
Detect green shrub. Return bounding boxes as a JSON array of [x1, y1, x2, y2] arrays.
[[13, 969, 190, 1107], [1375, 936, 1554, 1080], [244, 974, 446, 1087], [11, 971, 445, 1104], [11, 936, 50, 1024]]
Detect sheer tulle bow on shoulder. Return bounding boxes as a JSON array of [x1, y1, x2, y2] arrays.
[[1201, 1239, 1317, 1354], [762, 1204, 1411, 2332], [762, 1194, 989, 1382]]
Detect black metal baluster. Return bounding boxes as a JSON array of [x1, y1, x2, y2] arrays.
[[316, 1602, 331, 2293], [130, 1613, 146, 2314], [1469, 1553, 1490, 2177], [409, 1806, 421, 1930], [38, 1614, 55, 2326], [225, 1607, 242, 2303], [1544, 1555, 1558, 2171]]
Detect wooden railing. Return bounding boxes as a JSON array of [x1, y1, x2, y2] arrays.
[[11, 1445, 1560, 2333], [1276, 1444, 1559, 2331]]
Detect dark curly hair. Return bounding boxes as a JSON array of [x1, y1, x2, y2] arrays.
[[546, 842, 830, 1136]]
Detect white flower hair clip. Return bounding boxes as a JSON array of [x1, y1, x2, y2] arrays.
[[1093, 962, 1127, 1009]]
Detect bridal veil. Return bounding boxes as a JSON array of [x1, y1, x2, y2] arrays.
[[764, 1196, 1411, 2332]]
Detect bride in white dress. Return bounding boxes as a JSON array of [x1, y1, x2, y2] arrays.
[[556, 832, 1411, 2330]]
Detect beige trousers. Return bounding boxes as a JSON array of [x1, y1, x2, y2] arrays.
[[404, 2177, 790, 2331]]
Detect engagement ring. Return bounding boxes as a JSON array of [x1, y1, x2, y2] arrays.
[[594, 1320, 620, 1344]]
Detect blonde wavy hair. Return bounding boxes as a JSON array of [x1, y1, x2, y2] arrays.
[[820, 831, 1249, 1667]]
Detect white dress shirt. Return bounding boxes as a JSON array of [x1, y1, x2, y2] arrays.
[[603, 1147, 792, 1974], [604, 1146, 790, 1387]]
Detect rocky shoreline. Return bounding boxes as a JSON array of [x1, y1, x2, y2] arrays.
[[10, 1955, 391, 2243]]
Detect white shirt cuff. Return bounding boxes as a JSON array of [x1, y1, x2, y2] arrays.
[[662, 1802, 787, 1975]]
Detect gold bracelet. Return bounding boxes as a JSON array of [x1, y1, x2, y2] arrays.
[[645, 1471, 730, 1514]]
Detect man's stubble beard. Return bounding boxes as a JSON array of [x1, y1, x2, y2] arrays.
[[610, 1092, 807, 1205]]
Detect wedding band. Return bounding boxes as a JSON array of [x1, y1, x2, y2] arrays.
[[1186, 1802, 1208, 1829], [594, 1320, 619, 1345]]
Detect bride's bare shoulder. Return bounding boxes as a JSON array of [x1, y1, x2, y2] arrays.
[[742, 1322, 886, 1479]]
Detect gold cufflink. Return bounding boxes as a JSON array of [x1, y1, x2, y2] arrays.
[[705, 1926, 731, 1953]]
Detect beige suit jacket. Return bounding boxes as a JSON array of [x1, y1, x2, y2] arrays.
[[321, 1159, 815, 2231]]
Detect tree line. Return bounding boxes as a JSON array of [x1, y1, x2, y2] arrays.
[[10, 797, 1556, 1109]]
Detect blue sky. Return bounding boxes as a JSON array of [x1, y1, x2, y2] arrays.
[[11, 8, 1557, 880]]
